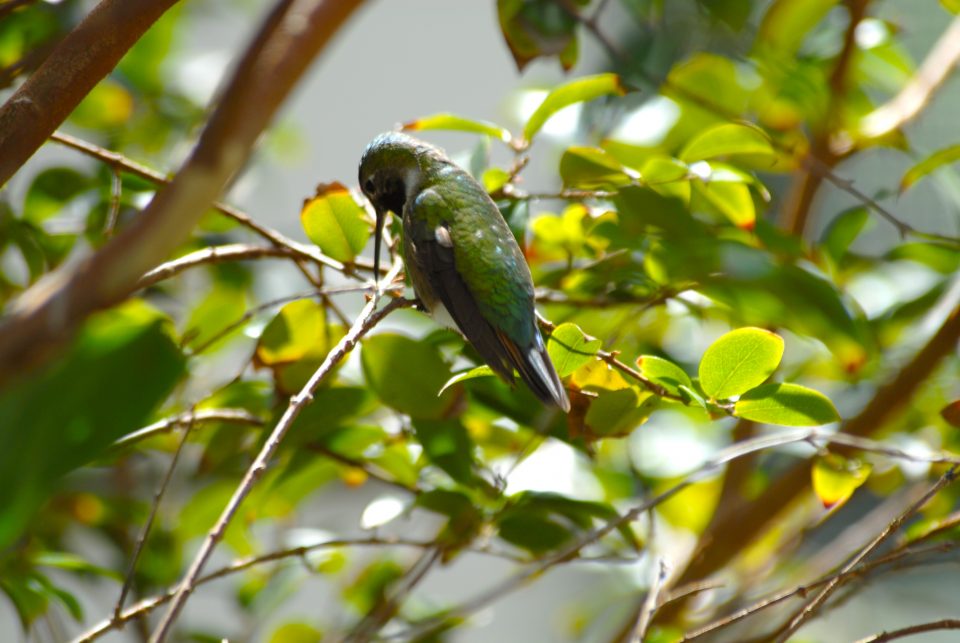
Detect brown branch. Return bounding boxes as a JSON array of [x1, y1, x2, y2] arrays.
[[660, 303, 960, 622], [72, 536, 436, 643], [111, 409, 263, 451], [0, 0, 179, 187], [861, 16, 960, 140], [781, 0, 869, 236], [50, 131, 355, 273], [631, 558, 669, 643], [341, 547, 443, 643], [774, 466, 958, 642], [136, 243, 305, 289], [681, 540, 960, 641], [855, 619, 960, 643], [149, 262, 407, 641], [113, 411, 195, 623], [0, 0, 367, 386]]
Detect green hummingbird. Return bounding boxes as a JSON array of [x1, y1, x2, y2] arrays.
[[359, 132, 570, 412]]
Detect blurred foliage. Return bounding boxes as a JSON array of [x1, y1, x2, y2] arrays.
[[1, 0, 959, 641]]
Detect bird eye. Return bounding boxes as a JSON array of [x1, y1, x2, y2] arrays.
[[364, 178, 375, 194]]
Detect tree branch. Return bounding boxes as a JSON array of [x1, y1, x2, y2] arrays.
[[660, 303, 960, 622], [50, 131, 362, 273], [110, 409, 264, 451], [855, 619, 960, 643], [860, 15, 960, 140], [136, 243, 303, 289], [773, 466, 958, 641], [0, 0, 366, 386], [148, 260, 407, 641], [0, 0, 179, 187]]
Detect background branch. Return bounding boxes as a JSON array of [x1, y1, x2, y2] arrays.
[[0, 0, 366, 385], [0, 0, 180, 187]]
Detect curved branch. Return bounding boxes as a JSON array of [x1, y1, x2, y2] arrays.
[[136, 243, 303, 289], [0, 0, 180, 187], [149, 260, 407, 641], [0, 0, 366, 386]]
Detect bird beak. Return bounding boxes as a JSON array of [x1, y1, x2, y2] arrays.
[[373, 206, 386, 284]]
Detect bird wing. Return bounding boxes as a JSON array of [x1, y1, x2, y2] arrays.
[[406, 185, 569, 410]]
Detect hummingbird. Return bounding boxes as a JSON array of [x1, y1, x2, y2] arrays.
[[359, 132, 570, 412]]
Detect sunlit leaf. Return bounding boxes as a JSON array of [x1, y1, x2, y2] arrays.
[[269, 622, 323, 643], [439, 365, 496, 396], [694, 178, 756, 229], [404, 113, 512, 143], [734, 383, 840, 426], [523, 74, 627, 141], [812, 453, 871, 508], [900, 144, 960, 192], [636, 355, 693, 397], [559, 146, 632, 189], [255, 300, 325, 366], [301, 182, 370, 263], [679, 123, 774, 164], [547, 323, 602, 378], [699, 327, 784, 400]]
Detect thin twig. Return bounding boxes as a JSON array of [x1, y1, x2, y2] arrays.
[[105, 166, 123, 237], [72, 536, 435, 643], [396, 431, 960, 642], [340, 547, 443, 643], [113, 411, 196, 623], [854, 619, 960, 643], [111, 409, 264, 451], [136, 244, 304, 289], [773, 466, 958, 642], [149, 259, 407, 642], [680, 541, 960, 641], [631, 558, 669, 642], [49, 131, 363, 275]]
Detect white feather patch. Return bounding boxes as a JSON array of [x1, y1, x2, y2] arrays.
[[434, 225, 453, 248]]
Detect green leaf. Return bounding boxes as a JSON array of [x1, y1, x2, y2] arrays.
[[269, 623, 322, 643], [255, 299, 325, 366], [547, 323, 602, 378], [439, 365, 496, 396], [416, 489, 484, 548], [942, 0, 960, 13], [497, 511, 572, 553], [559, 146, 632, 189], [183, 285, 246, 351], [0, 302, 185, 548], [497, 0, 584, 72], [482, 167, 511, 193], [523, 73, 627, 142], [636, 355, 693, 397], [699, 327, 784, 400], [23, 167, 92, 223], [584, 387, 655, 437], [412, 419, 476, 485], [640, 157, 690, 185], [404, 113, 512, 143], [734, 382, 840, 426], [900, 144, 960, 192], [679, 123, 774, 163], [361, 333, 459, 419], [300, 182, 370, 263], [812, 453, 871, 508], [820, 207, 871, 263], [694, 178, 756, 230], [756, 0, 838, 56]]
